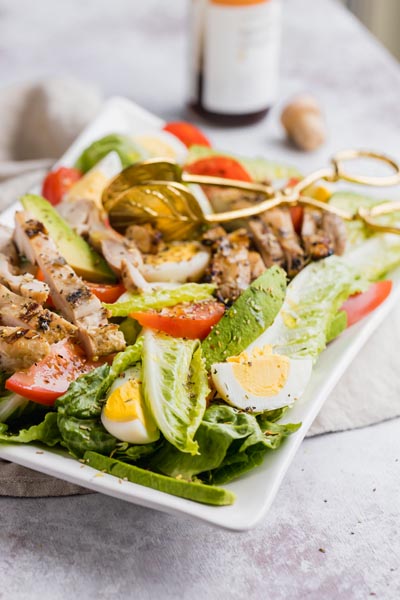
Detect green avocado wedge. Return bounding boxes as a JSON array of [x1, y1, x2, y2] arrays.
[[84, 451, 235, 506], [20, 194, 116, 283], [201, 266, 287, 369]]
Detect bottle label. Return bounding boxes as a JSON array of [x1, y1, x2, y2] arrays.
[[202, 0, 281, 114]]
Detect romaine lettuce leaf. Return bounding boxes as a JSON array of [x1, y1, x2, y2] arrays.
[[149, 404, 299, 483], [56, 340, 146, 457], [0, 413, 60, 446], [58, 415, 117, 458], [75, 134, 146, 173], [185, 145, 301, 181], [255, 256, 368, 360], [142, 330, 209, 455], [104, 283, 215, 317]]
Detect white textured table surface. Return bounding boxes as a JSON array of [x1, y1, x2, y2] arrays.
[[0, 1, 400, 598]]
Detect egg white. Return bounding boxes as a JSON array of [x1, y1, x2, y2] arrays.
[[211, 356, 313, 413], [101, 367, 159, 445], [142, 243, 210, 283]]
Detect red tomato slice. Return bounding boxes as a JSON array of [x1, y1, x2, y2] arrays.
[[85, 282, 126, 303], [42, 167, 82, 206], [130, 300, 225, 340], [163, 121, 211, 148], [341, 280, 392, 328], [185, 156, 252, 182], [6, 340, 101, 405]]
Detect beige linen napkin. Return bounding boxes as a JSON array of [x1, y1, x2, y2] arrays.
[[0, 80, 399, 497]]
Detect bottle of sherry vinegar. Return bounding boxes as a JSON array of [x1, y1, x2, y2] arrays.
[[188, 0, 282, 126]]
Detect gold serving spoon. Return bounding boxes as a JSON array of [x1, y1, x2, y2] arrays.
[[102, 149, 400, 241]]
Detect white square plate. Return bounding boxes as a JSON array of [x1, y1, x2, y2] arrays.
[[1, 97, 399, 530]]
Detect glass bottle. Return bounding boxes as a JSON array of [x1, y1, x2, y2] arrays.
[[188, 0, 282, 126]]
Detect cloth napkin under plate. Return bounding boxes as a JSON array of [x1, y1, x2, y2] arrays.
[[0, 79, 399, 497]]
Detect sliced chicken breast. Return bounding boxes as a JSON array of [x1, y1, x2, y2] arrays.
[[0, 326, 50, 371], [13, 212, 125, 358], [0, 253, 49, 303], [0, 283, 76, 344]]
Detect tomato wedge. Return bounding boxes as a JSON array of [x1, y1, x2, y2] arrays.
[[163, 121, 211, 148], [6, 340, 101, 405], [185, 156, 252, 182], [130, 300, 225, 340], [341, 280, 392, 328], [42, 167, 82, 206], [85, 282, 126, 303]]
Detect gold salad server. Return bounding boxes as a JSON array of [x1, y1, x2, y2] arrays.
[[102, 149, 400, 241]]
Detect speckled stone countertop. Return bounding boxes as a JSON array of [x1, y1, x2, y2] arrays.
[[0, 1, 399, 598]]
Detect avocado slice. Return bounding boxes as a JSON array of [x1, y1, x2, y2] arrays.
[[202, 266, 287, 369], [20, 194, 116, 283], [84, 451, 235, 506]]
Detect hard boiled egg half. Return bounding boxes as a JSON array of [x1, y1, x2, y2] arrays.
[[101, 366, 159, 444], [142, 241, 210, 283], [211, 345, 312, 413]]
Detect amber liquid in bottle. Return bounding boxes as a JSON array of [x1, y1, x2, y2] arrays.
[[188, 0, 281, 126]]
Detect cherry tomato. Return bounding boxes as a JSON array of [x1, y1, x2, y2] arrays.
[[341, 280, 392, 328], [42, 167, 82, 206], [163, 121, 211, 148], [185, 156, 252, 182], [130, 300, 225, 340], [6, 340, 102, 405]]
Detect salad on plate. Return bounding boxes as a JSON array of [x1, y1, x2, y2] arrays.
[[0, 121, 398, 506]]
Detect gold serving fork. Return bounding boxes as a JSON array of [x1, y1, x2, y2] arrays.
[[102, 149, 400, 241]]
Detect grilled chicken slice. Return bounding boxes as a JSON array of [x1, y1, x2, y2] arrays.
[[0, 253, 49, 303], [125, 224, 163, 255], [0, 225, 18, 266], [247, 219, 285, 268], [301, 208, 334, 260], [13, 213, 125, 358], [120, 259, 151, 293], [248, 251, 266, 280], [57, 200, 92, 236], [260, 207, 305, 277], [0, 283, 76, 343], [0, 326, 50, 371], [321, 212, 347, 256], [205, 227, 251, 304]]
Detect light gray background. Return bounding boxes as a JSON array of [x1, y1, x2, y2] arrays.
[[0, 1, 399, 598]]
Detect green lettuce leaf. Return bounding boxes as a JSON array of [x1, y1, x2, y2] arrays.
[[58, 415, 117, 458], [142, 330, 209, 455], [149, 404, 299, 483], [257, 256, 368, 360], [0, 413, 60, 446], [56, 340, 145, 458], [186, 145, 301, 181], [104, 283, 215, 317], [75, 134, 146, 173]]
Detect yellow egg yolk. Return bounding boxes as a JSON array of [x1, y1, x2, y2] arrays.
[[104, 379, 145, 423], [227, 345, 290, 397], [143, 242, 199, 265]]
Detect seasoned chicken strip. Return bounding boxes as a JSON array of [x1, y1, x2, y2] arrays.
[[205, 227, 251, 304], [247, 219, 285, 268], [0, 326, 50, 371], [0, 253, 49, 303], [321, 212, 347, 256], [260, 207, 305, 277], [13, 213, 125, 358], [125, 224, 163, 255], [248, 251, 266, 281], [0, 283, 75, 343], [301, 208, 334, 261]]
